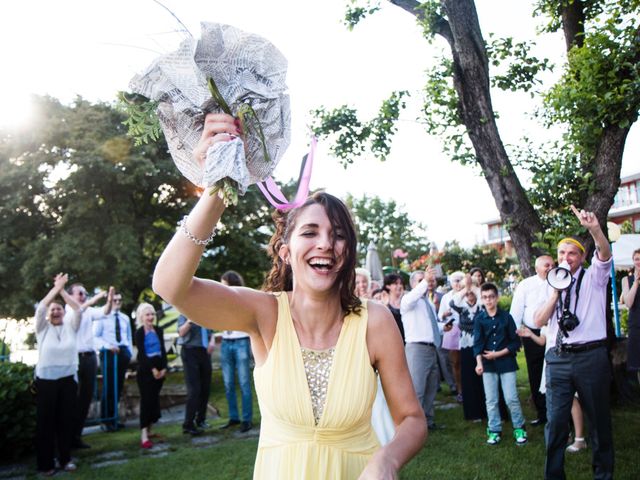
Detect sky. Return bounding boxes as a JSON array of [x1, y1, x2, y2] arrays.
[[1, 0, 637, 249]]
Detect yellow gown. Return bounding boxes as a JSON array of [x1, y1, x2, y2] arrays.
[[253, 292, 380, 479]]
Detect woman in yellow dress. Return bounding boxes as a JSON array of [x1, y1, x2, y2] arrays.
[[153, 113, 426, 479]]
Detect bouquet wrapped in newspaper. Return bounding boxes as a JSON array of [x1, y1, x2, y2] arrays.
[[125, 22, 291, 206]]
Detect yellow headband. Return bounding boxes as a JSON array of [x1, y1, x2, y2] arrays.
[[557, 237, 585, 254]]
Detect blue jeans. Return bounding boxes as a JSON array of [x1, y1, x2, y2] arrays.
[[482, 370, 525, 432], [221, 338, 253, 422]]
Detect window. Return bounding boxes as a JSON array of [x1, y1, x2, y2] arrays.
[[630, 183, 638, 205]]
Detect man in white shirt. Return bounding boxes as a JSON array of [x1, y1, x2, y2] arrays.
[[94, 287, 132, 431], [510, 255, 554, 426], [67, 283, 107, 449], [401, 268, 450, 430]]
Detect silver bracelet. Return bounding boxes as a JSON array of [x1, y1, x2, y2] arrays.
[[177, 215, 216, 246]]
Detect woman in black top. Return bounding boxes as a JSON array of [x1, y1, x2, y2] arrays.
[[384, 273, 405, 343], [135, 303, 167, 449]]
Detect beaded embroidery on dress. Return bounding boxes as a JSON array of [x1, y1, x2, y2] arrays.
[[300, 347, 335, 425]]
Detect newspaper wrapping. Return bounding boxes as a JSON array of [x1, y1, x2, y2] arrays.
[[129, 22, 291, 194]]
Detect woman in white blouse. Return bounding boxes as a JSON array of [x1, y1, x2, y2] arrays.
[[34, 273, 81, 476]]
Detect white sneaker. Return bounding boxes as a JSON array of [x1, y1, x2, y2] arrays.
[[566, 439, 587, 453]]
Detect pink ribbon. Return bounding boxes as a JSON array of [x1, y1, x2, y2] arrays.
[[257, 137, 316, 211]]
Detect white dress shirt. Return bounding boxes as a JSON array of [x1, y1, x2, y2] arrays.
[[510, 274, 548, 329], [541, 253, 612, 345], [93, 309, 132, 351], [68, 305, 105, 353], [400, 279, 441, 344]]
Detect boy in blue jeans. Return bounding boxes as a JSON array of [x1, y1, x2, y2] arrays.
[[474, 282, 527, 445]]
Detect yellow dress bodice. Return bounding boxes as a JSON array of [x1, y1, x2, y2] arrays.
[[252, 293, 380, 479]]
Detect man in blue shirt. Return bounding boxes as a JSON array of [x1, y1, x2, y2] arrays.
[[474, 282, 527, 446]]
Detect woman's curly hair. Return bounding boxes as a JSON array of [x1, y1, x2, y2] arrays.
[[262, 191, 361, 315]]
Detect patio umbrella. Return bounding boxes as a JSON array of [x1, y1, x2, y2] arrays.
[[365, 241, 384, 285]]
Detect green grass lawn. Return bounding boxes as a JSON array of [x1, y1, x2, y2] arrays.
[[5, 353, 640, 479]]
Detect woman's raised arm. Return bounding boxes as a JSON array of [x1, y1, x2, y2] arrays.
[[152, 113, 267, 334]]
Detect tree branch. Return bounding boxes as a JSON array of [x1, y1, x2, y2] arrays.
[[388, 0, 453, 45], [389, 0, 423, 17]]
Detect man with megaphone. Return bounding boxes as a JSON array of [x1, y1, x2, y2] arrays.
[[534, 205, 613, 480]]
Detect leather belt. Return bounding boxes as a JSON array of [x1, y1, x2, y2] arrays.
[[78, 351, 95, 357], [414, 342, 435, 347], [561, 339, 607, 353]]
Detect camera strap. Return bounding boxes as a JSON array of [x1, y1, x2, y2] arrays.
[[564, 268, 586, 315], [555, 268, 586, 343]]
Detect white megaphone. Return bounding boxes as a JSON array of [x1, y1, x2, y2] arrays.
[[547, 261, 573, 290]]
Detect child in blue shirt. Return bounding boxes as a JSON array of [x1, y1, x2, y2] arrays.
[[474, 282, 527, 445]]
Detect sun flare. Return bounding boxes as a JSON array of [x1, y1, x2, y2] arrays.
[[0, 93, 33, 129]]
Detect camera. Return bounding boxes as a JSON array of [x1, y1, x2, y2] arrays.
[[559, 310, 580, 336]]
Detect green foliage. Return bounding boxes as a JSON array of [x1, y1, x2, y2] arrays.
[[344, 0, 381, 30], [439, 240, 517, 287], [540, 1, 640, 158], [0, 95, 286, 318], [0, 96, 188, 318], [620, 306, 629, 334], [117, 92, 161, 146], [416, 1, 446, 39], [511, 138, 589, 246], [486, 35, 554, 93], [534, 0, 639, 34], [0, 361, 36, 460], [498, 293, 512, 311], [0, 339, 9, 359], [620, 219, 634, 234], [310, 91, 408, 165], [346, 194, 430, 267], [422, 58, 476, 165]]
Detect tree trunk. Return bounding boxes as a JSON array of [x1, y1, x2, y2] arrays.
[[579, 125, 630, 255], [434, 0, 542, 276], [561, 0, 586, 50]]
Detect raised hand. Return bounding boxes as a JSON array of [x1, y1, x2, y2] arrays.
[[424, 266, 437, 280], [53, 273, 69, 291], [570, 204, 599, 230], [464, 273, 473, 290], [193, 113, 242, 168]]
